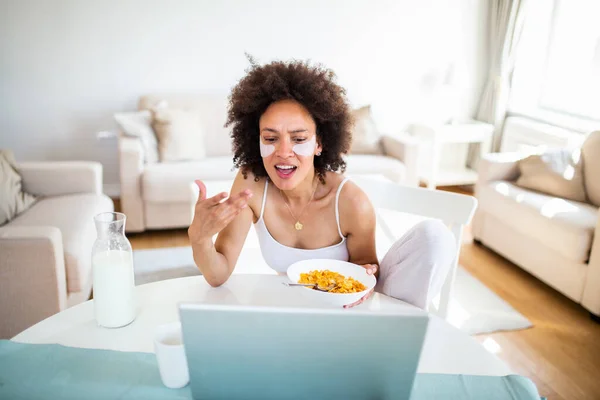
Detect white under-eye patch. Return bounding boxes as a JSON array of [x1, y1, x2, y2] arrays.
[[259, 135, 317, 157], [292, 135, 317, 156], [259, 140, 275, 157]]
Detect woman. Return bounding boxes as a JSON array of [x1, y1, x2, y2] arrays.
[[188, 59, 455, 309]]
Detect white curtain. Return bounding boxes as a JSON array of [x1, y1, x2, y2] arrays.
[[468, 0, 529, 167]]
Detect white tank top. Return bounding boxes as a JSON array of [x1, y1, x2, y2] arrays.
[[253, 177, 351, 273]]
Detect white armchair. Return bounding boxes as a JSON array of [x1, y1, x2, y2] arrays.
[[0, 161, 114, 338], [346, 132, 421, 187], [472, 141, 600, 318]]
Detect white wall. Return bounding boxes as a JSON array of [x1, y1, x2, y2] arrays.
[[0, 0, 488, 194]]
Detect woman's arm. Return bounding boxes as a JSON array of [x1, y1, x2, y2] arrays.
[[339, 181, 379, 308], [188, 171, 255, 287], [339, 181, 379, 270]]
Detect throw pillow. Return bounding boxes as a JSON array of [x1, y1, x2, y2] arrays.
[[151, 108, 206, 162], [516, 148, 587, 203], [114, 110, 159, 163], [581, 130, 600, 206], [350, 105, 384, 155], [0, 149, 37, 226]]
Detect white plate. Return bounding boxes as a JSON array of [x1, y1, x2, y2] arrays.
[[286, 259, 377, 307]]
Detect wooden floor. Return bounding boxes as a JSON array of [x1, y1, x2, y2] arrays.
[[120, 192, 600, 400]]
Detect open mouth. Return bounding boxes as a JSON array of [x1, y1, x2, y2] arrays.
[[275, 164, 297, 179]]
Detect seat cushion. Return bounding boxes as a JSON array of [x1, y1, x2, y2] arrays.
[[8, 193, 114, 293], [344, 154, 406, 183], [478, 181, 598, 263], [142, 157, 237, 203]]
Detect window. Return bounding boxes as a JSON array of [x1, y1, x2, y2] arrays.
[[510, 0, 600, 130]]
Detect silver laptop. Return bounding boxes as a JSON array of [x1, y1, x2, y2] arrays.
[[179, 304, 429, 400]]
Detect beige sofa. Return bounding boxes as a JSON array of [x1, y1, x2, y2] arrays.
[[0, 162, 114, 338], [118, 94, 420, 233], [472, 131, 600, 318]]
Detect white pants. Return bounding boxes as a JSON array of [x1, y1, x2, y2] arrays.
[[375, 220, 456, 310]]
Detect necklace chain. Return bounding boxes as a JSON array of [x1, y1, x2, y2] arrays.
[[279, 178, 318, 231]]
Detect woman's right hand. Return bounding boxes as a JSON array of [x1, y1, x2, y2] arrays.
[[188, 180, 253, 245]]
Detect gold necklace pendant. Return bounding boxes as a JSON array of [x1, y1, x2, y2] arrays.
[[280, 178, 318, 232]]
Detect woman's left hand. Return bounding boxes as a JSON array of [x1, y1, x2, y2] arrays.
[[343, 264, 378, 309]]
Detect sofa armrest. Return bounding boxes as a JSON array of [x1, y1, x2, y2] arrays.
[[381, 132, 420, 187], [582, 211, 600, 316], [476, 152, 524, 186], [0, 226, 67, 339], [18, 162, 102, 197], [118, 134, 145, 232]]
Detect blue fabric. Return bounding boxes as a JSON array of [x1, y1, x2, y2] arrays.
[[0, 340, 542, 399]]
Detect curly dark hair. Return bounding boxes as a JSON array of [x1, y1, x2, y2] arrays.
[[225, 57, 353, 183]]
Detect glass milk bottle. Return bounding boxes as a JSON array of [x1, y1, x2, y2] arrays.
[[91, 212, 136, 328]]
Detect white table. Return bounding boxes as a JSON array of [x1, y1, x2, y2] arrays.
[[12, 274, 511, 376], [12, 274, 512, 376]]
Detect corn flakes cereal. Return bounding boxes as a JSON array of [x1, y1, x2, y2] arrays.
[[298, 269, 367, 293]]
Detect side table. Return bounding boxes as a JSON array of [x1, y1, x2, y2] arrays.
[[409, 120, 494, 189]]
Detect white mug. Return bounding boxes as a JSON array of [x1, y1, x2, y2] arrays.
[[154, 321, 189, 389]]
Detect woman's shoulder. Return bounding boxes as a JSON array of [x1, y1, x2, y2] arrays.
[[230, 170, 266, 207], [333, 173, 374, 216], [323, 171, 348, 189], [328, 173, 375, 235], [325, 172, 356, 196], [233, 169, 267, 190], [232, 170, 268, 219]]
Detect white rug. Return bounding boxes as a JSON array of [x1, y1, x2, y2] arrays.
[[132, 246, 532, 336], [447, 268, 532, 335]]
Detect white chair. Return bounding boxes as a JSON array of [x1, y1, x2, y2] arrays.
[[352, 176, 478, 319]]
